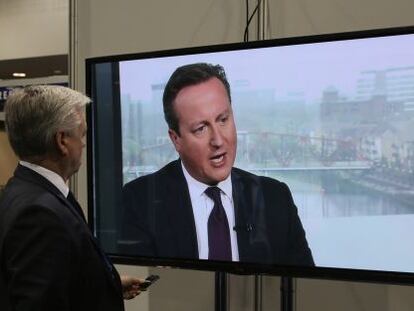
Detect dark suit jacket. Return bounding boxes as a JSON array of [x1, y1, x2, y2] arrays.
[[0, 165, 124, 311], [120, 160, 314, 266]]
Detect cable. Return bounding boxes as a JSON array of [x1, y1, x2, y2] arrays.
[[244, 0, 263, 42]]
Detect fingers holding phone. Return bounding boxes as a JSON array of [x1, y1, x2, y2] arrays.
[[121, 275, 144, 300], [139, 274, 160, 291]]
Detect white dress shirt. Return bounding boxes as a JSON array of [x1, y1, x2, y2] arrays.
[[181, 162, 239, 261], [19, 161, 69, 198]]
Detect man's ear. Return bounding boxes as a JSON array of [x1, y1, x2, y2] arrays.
[[168, 129, 181, 152], [55, 131, 69, 156]]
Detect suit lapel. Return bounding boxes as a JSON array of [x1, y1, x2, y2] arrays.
[[164, 160, 198, 258], [232, 170, 251, 261], [232, 169, 271, 262]]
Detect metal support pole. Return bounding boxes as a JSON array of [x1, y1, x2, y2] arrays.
[[257, 0, 269, 40], [254, 275, 263, 311], [215, 272, 228, 311], [280, 276, 294, 311]]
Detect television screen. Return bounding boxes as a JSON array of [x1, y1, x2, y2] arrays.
[[86, 26, 414, 283]]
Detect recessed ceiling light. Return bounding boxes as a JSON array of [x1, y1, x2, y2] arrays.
[[13, 72, 26, 78]]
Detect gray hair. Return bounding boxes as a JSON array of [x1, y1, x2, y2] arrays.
[[5, 85, 90, 159]]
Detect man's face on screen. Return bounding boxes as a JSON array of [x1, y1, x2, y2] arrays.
[[169, 77, 237, 185]]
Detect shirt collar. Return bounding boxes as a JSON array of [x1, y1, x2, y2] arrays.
[[19, 160, 69, 197], [181, 161, 233, 200]]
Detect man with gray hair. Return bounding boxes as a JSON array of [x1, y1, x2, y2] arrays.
[[0, 85, 143, 311]]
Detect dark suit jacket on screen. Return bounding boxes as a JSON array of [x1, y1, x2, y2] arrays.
[[0, 165, 124, 311], [120, 159, 314, 266]]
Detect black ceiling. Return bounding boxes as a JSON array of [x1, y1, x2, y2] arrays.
[[0, 55, 68, 80]]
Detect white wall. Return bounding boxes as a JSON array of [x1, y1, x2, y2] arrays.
[[0, 0, 68, 60], [71, 1, 414, 310], [268, 0, 413, 38], [0, 0, 68, 185]]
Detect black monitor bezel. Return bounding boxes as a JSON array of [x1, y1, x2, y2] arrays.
[[85, 25, 414, 285]]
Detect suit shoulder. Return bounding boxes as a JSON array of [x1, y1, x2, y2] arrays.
[[1, 178, 61, 210], [123, 160, 179, 191], [232, 167, 292, 201]]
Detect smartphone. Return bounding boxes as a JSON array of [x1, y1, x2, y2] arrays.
[[140, 274, 160, 291]]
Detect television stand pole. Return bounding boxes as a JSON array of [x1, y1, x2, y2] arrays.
[[280, 276, 294, 311], [254, 275, 263, 311], [215, 271, 228, 311]]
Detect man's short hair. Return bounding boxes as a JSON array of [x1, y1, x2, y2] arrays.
[[5, 85, 90, 160], [162, 63, 231, 135]]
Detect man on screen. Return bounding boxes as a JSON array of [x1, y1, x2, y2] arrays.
[[120, 63, 314, 266]]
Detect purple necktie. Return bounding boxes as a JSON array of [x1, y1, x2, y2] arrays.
[[205, 186, 232, 261]]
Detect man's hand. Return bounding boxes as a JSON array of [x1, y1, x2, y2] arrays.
[[120, 275, 144, 300]]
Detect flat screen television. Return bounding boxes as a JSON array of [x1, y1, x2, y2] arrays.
[[86, 26, 414, 284]]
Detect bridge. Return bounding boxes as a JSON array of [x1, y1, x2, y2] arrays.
[[243, 162, 372, 172], [125, 130, 374, 171]]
